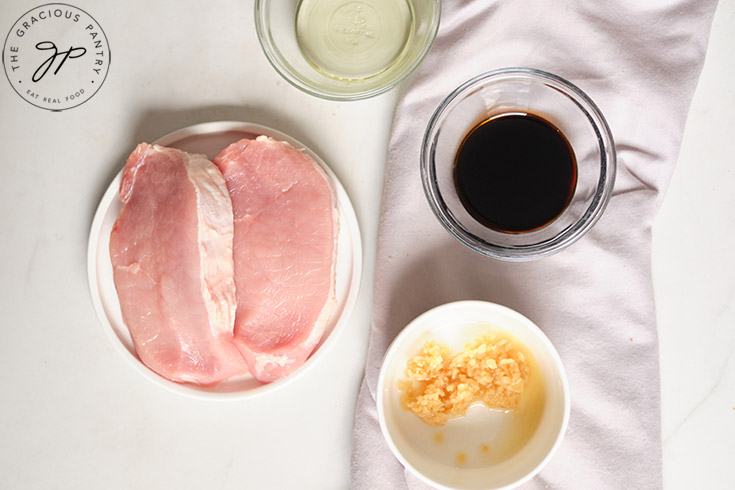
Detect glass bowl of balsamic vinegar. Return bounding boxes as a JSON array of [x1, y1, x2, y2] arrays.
[[421, 68, 616, 261], [254, 0, 441, 100]]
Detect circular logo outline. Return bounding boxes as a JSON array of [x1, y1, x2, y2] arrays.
[[2, 2, 111, 111]]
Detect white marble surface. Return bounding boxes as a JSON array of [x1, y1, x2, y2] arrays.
[[653, 0, 735, 487], [0, 1, 731, 489]]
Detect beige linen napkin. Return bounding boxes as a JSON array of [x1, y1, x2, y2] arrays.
[[351, 1, 718, 488]]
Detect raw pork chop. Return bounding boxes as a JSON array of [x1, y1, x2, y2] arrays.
[[109, 143, 248, 385], [213, 136, 338, 382]]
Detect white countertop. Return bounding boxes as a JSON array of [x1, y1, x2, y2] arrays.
[[0, 1, 732, 489]]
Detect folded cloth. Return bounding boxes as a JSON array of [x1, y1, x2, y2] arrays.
[[351, 1, 718, 488]]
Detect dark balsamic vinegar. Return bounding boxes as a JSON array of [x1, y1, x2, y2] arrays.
[[454, 113, 577, 233]]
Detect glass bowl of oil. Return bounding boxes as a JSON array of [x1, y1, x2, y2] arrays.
[[254, 0, 441, 100], [421, 68, 616, 261]]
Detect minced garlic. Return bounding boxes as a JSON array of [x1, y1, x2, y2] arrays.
[[398, 334, 529, 426]]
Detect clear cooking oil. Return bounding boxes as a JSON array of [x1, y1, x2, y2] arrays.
[[295, 0, 415, 81]]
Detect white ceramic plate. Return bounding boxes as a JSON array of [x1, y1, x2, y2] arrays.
[[87, 121, 362, 399], [377, 301, 569, 490]]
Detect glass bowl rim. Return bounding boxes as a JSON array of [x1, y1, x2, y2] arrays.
[[420, 67, 617, 261], [253, 0, 443, 101]]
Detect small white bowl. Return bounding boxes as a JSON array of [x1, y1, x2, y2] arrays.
[[377, 301, 569, 490]]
